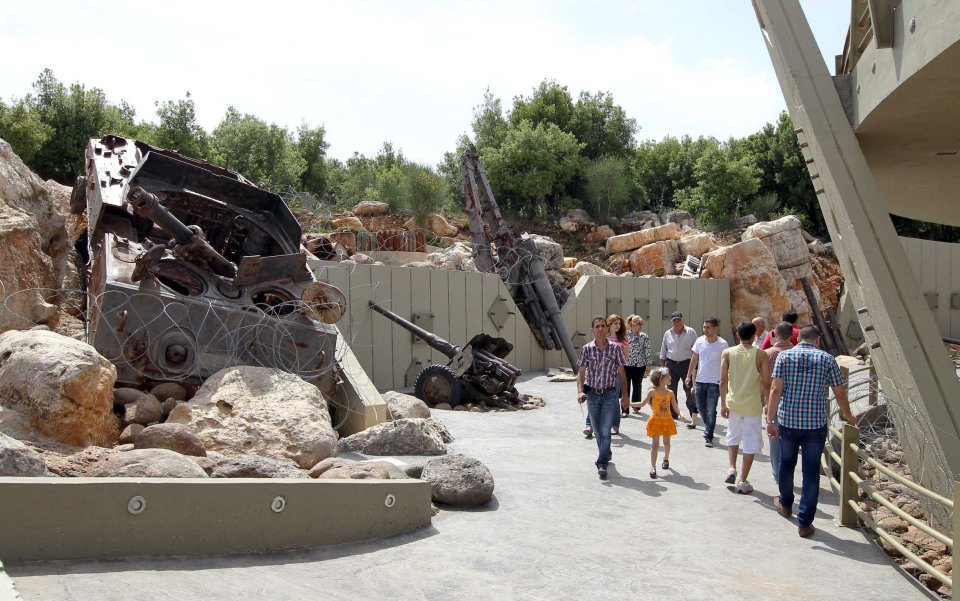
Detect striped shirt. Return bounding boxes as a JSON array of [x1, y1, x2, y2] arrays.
[[771, 342, 844, 429], [577, 339, 625, 389]]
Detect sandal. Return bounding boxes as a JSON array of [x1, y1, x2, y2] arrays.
[[649, 469, 657, 479], [662, 459, 670, 470]]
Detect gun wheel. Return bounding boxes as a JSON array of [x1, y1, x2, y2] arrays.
[[414, 365, 462, 407]]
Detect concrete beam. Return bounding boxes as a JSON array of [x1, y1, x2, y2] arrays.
[[753, 0, 960, 494], [0, 478, 432, 562]]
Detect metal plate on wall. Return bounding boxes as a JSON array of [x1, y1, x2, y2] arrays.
[[925, 292, 939, 310], [412, 312, 433, 343], [662, 299, 678, 319], [606, 297, 622, 317], [634, 298, 650, 318], [488, 296, 513, 330], [952, 293, 960, 310]]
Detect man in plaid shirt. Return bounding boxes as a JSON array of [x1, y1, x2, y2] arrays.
[[577, 316, 629, 480], [766, 325, 856, 538]]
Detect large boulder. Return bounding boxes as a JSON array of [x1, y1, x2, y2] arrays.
[[135, 423, 206, 457], [0, 432, 49, 476], [629, 240, 679, 276], [332, 216, 366, 231], [0, 140, 69, 333], [425, 241, 474, 271], [123, 394, 163, 426], [403, 214, 458, 238], [86, 448, 208, 478], [700, 238, 792, 329], [383, 391, 431, 420], [665, 210, 695, 228], [559, 209, 595, 232], [584, 225, 615, 245], [308, 457, 408, 480], [352, 200, 390, 217], [742, 216, 811, 270], [166, 366, 337, 469], [210, 455, 308, 478], [0, 329, 118, 446], [622, 210, 660, 229], [572, 261, 614, 284], [678, 232, 717, 258], [337, 418, 449, 456], [420, 454, 495, 507], [522, 233, 564, 271], [605, 222, 679, 254]]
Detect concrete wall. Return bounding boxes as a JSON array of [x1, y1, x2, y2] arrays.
[[900, 236, 960, 339], [0, 477, 432, 562], [310, 260, 730, 390]]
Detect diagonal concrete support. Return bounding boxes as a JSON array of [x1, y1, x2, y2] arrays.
[[753, 0, 960, 498]]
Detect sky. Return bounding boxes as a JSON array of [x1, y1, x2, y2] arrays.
[[0, 1, 850, 165]]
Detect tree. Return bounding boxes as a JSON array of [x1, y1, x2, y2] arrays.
[[584, 156, 632, 221], [471, 88, 509, 152], [153, 92, 208, 159], [437, 134, 470, 208], [402, 163, 448, 226], [0, 98, 52, 166], [479, 120, 584, 217], [510, 80, 576, 133], [210, 107, 305, 189], [296, 123, 330, 197], [570, 91, 637, 160], [674, 145, 760, 229]]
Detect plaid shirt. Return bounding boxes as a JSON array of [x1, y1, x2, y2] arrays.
[[771, 342, 844, 429], [578, 339, 625, 389]]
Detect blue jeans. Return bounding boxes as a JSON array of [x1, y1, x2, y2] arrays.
[[585, 385, 622, 431], [776, 425, 827, 527], [769, 436, 780, 482], [586, 389, 619, 468], [694, 383, 720, 441]]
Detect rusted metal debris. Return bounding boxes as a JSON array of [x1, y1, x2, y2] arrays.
[[72, 135, 346, 392], [369, 301, 524, 410]]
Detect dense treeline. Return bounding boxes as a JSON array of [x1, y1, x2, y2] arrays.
[[8, 69, 953, 240]]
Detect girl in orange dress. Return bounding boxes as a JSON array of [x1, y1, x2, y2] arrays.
[[631, 367, 688, 479]]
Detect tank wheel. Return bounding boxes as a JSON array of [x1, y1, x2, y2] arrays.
[[414, 365, 462, 407]]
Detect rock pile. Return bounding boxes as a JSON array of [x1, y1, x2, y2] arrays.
[[742, 215, 817, 323]]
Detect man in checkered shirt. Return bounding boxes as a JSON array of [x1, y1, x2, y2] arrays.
[[577, 316, 629, 480], [766, 325, 856, 538]]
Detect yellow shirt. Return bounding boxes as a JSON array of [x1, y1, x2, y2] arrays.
[[725, 345, 763, 416]]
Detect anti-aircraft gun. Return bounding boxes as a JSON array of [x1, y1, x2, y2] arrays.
[[369, 301, 523, 410], [460, 145, 579, 368]]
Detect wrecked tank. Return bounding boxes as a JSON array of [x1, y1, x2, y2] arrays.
[[71, 135, 346, 394]]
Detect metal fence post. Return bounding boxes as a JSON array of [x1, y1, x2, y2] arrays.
[[839, 422, 860, 527], [953, 481, 960, 553]]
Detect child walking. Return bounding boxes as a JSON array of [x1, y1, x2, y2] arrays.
[[632, 367, 688, 479]]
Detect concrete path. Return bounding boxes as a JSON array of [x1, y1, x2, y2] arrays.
[[7, 374, 934, 600]]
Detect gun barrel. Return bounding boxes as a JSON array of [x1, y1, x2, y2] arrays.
[[369, 301, 460, 358]]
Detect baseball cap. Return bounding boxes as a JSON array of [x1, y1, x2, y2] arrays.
[[670, 311, 683, 321]]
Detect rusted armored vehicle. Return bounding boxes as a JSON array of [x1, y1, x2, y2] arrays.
[[71, 135, 346, 394]]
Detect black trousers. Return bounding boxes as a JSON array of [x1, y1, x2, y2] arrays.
[[664, 358, 693, 418], [624, 365, 646, 404]]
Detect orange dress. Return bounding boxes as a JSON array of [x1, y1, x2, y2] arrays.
[[646, 388, 678, 437]]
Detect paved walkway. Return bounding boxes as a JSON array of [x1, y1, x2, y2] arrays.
[[6, 374, 934, 600]]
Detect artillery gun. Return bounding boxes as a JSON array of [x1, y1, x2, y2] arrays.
[[369, 301, 523, 410]]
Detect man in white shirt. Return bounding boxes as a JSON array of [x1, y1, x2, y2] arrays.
[[660, 311, 697, 421], [751, 317, 766, 350], [686, 317, 729, 447]]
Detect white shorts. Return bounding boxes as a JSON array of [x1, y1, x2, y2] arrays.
[[726, 413, 763, 454]]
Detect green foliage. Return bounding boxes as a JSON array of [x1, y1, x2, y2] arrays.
[[210, 107, 305, 189], [584, 157, 632, 222], [153, 92, 208, 159], [510, 80, 576, 132], [571, 91, 637, 160], [296, 123, 329, 197], [479, 120, 584, 217], [748, 191, 780, 221], [437, 134, 470, 209], [402, 163, 447, 226], [472, 88, 509, 152], [375, 165, 405, 211], [0, 98, 52, 166], [674, 145, 760, 230]]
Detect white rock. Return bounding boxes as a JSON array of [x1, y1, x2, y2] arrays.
[[86, 448, 208, 478], [352, 200, 390, 216], [383, 391, 431, 420], [0, 431, 49, 476], [522, 233, 564, 270]]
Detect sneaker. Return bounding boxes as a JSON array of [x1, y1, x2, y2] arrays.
[[724, 468, 737, 484], [736, 480, 754, 495], [686, 423, 697, 429], [704, 439, 714, 448], [583, 428, 593, 439], [598, 466, 608, 480]]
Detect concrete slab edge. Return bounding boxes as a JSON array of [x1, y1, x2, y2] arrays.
[[0, 477, 432, 562]]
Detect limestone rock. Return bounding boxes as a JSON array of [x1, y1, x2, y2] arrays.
[[700, 238, 792, 329], [0, 329, 118, 446], [736, 214, 758, 227], [308, 457, 408, 480], [337, 418, 448, 456], [86, 448, 208, 478], [404, 461, 426, 479], [210, 455, 308, 478], [352, 200, 390, 216], [573, 261, 613, 280], [608, 253, 631, 273], [742, 215, 811, 270], [559, 217, 578, 233], [113, 387, 144, 407], [562, 257, 578, 268], [678, 232, 717, 258], [383, 391, 431, 420], [0, 432, 49, 476], [561, 209, 595, 231], [623, 210, 660, 229], [522, 233, 563, 270], [161, 397, 178, 417], [809, 240, 833, 256], [403, 214, 458, 237], [352, 252, 375, 265], [605, 222, 679, 254], [0, 139, 69, 334], [629, 240, 679, 276], [425, 241, 473, 271], [150, 382, 187, 402], [135, 423, 206, 457], [166, 366, 337, 469], [420, 454, 495, 507], [665, 210, 695, 228], [124, 394, 163, 426], [584, 225, 615, 245], [332, 216, 365, 231], [428, 417, 455, 443], [118, 423, 144, 445]]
